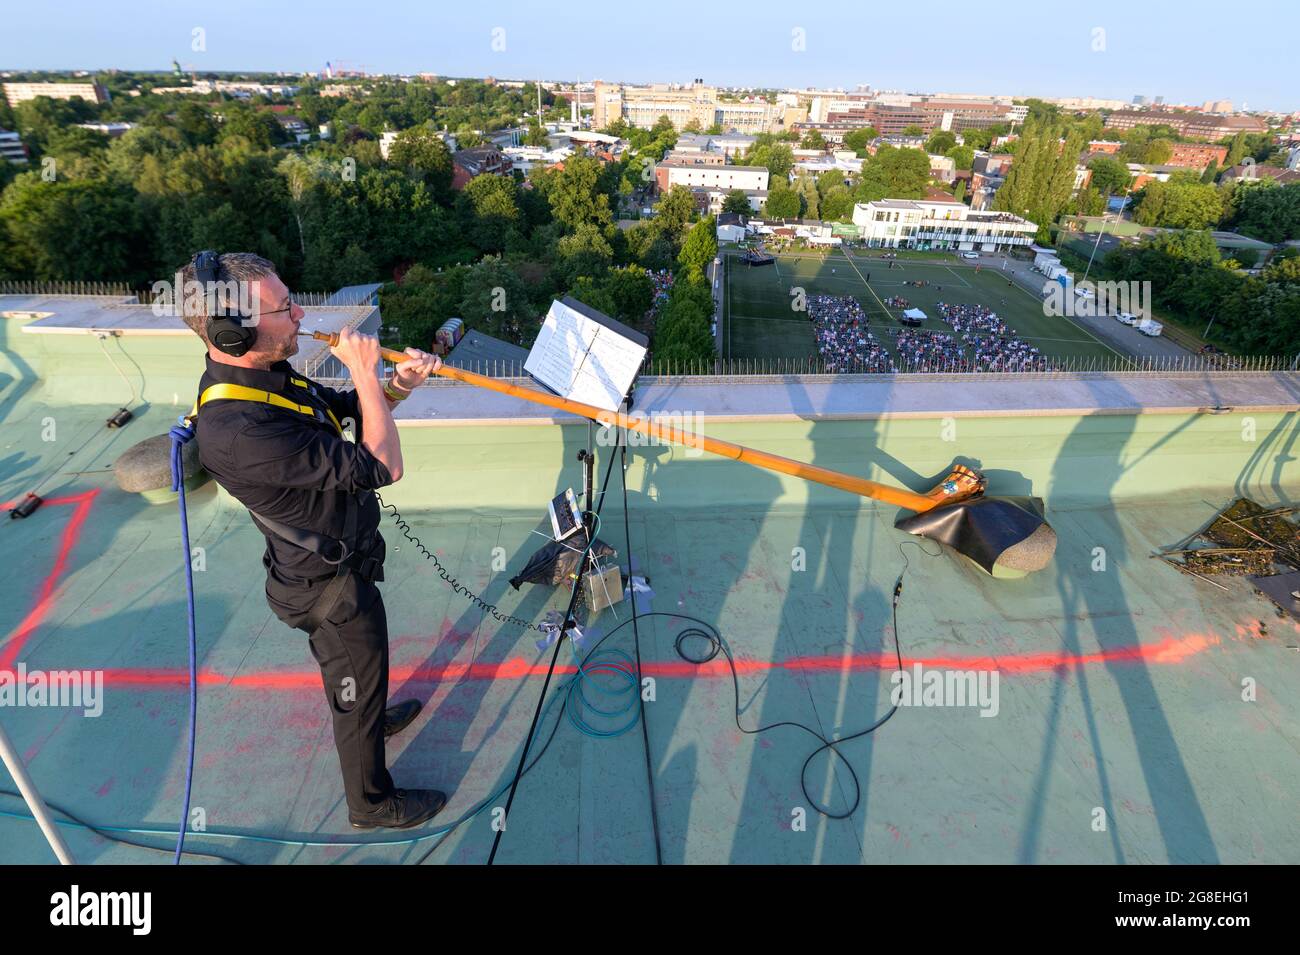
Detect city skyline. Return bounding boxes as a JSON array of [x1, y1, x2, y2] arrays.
[[0, 0, 1294, 114]]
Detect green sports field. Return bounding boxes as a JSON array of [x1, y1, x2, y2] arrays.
[[721, 249, 1120, 364]]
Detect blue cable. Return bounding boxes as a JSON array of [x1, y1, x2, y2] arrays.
[[168, 417, 198, 865]]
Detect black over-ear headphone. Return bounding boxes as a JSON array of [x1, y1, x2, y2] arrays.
[[192, 250, 257, 357]]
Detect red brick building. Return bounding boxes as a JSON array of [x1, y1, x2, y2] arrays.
[[1103, 110, 1267, 141], [450, 146, 513, 190], [1167, 143, 1228, 168]]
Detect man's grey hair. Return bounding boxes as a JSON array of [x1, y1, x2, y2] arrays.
[[178, 252, 278, 345]]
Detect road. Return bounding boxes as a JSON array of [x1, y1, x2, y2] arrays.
[[967, 252, 1194, 361]]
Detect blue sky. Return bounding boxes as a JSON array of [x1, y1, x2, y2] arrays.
[[1, 0, 1293, 112]]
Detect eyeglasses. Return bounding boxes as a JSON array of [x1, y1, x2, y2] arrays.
[[258, 298, 296, 318]]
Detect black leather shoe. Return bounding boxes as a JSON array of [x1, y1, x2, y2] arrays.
[[349, 788, 448, 830], [383, 699, 422, 738]]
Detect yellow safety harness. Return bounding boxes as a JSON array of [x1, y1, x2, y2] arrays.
[[184, 375, 380, 633], [185, 376, 344, 435]]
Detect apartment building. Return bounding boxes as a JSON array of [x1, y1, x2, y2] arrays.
[[852, 198, 1037, 251]]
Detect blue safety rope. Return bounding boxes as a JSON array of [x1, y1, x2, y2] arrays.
[[168, 416, 198, 865]]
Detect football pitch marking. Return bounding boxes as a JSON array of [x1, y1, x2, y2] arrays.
[[943, 265, 972, 288]]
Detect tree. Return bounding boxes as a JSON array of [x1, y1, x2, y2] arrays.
[[854, 146, 930, 202], [539, 154, 614, 233], [991, 122, 1086, 240], [1073, 185, 1105, 217], [649, 184, 695, 247], [820, 185, 855, 220], [1230, 182, 1300, 243], [794, 174, 819, 219], [1088, 155, 1131, 196], [1224, 132, 1249, 168], [721, 189, 752, 215], [653, 279, 715, 365], [456, 172, 521, 253], [926, 131, 957, 155], [524, 121, 548, 147], [962, 128, 994, 152], [278, 152, 333, 259], [13, 95, 98, 157], [174, 101, 218, 146], [386, 124, 454, 200], [764, 184, 800, 219], [458, 256, 537, 343], [218, 105, 283, 149], [677, 216, 717, 284], [747, 142, 794, 179], [1132, 179, 1224, 229], [1142, 138, 1173, 165], [336, 242, 377, 285], [604, 265, 654, 324], [946, 144, 975, 171], [555, 221, 614, 281], [841, 127, 877, 156], [816, 169, 845, 195], [800, 128, 826, 150], [0, 174, 141, 281], [901, 125, 924, 136], [569, 274, 618, 316]]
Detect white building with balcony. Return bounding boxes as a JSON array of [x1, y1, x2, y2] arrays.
[[659, 162, 769, 193], [851, 199, 1037, 251]]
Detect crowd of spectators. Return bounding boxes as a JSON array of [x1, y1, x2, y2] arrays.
[[808, 294, 894, 372]]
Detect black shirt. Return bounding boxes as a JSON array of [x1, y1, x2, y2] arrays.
[[193, 355, 392, 585]]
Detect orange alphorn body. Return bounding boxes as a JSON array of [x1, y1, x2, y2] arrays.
[[306, 331, 981, 514]]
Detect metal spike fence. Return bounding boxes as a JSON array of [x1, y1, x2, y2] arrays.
[[3, 281, 1295, 379]]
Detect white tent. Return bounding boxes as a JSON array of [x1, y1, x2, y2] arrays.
[[902, 308, 927, 321]]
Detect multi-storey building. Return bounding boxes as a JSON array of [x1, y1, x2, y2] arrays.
[[654, 158, 768, 194], [852, 199, 1037, 251], [1166, 143, 1229, 168], [593, 81, 801, 134], [3, 81, 110, 107], [1103, 110, 1267, 141], [0, 129, 28, 165]]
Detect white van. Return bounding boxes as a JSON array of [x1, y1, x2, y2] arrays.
[[1138, 319, 1163, 336]]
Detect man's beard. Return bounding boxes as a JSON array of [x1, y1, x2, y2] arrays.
[[251, 335, 297, 366]]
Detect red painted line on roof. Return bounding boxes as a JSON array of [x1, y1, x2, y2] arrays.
[[0, 631, 1222, 690], [0, 488, 1233, 689], [0, 489, 99, 671]]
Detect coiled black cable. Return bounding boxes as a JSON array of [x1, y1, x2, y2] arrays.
[[375, 491, 546, 635]]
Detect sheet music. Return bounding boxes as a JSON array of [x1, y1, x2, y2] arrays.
[[525, 299, 646, 412]]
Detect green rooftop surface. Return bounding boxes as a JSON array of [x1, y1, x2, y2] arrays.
[[1, 300, 1298, 865]]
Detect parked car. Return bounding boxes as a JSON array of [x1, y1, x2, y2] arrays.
[[1116, 312, 1139, 326], [960, 251, 979, 259]]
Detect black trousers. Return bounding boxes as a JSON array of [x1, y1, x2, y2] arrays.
[[266, 570, 395, 813]]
